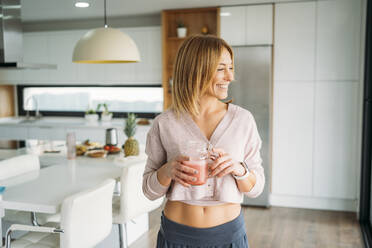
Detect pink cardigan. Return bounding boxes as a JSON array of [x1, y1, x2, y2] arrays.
[[142, 103, 265, 205]]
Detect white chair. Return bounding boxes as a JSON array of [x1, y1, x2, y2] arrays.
[[113, 161, 163, 248], [0, 154, 40, 181], [0, 154, 61, 227], [5, 179, 115, 248]]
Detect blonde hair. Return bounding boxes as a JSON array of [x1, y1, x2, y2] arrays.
[[171, 35, 234, 118]]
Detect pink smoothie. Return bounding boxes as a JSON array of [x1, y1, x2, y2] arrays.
[[183, 159, 208, 185]]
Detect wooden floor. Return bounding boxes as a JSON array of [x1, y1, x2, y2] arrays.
[[130, 206, 364, 248]]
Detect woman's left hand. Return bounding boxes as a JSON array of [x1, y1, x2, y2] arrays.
[[209, 148, 245, 178]]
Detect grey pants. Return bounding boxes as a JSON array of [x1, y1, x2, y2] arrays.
[[156, 211, 249, 248]]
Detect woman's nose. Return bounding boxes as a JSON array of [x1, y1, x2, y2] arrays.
[[225, 70, 234, 81]]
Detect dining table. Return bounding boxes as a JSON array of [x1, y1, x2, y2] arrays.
[[0, 148, 147, 245]]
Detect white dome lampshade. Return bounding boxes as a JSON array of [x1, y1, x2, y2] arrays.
[[72, 27, 141, 63]]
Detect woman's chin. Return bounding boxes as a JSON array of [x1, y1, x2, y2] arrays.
[[217, 94, 228, 100]]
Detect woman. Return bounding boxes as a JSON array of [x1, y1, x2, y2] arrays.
[[143, 35, 265, 248]]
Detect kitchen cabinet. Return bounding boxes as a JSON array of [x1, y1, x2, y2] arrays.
[[272, 82, 314, 197], [220, 5, 273, 46], [0, 126, 28, 140], [77, 63, 105, 83], [48, 31, 80, 82], [316, 0, 362, 81], [313, 82, 359, 199], [274, 1, 316, 81], [28, 126, 66, 141], [0, 27, 161, 85], [22, 33, 50, 82], [274, 0, 362, 82], [220, 7, 245, 46], [245, 5, 273, 45], [272, 0, 364, 211], [0, 68, 23, 83]]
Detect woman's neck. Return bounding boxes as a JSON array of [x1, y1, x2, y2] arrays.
[[197, 97, 227, 118]]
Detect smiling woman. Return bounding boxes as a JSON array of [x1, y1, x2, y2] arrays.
[[143, 35, 264, 248]]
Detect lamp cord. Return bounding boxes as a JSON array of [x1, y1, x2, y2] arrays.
[[104, 0, 108, 28]]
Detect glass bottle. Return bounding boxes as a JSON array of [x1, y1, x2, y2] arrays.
[[66, 132, 76, 160], [182, 140, 208, 185]]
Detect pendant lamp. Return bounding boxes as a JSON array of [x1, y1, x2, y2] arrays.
[[72, 0, 140, 63]]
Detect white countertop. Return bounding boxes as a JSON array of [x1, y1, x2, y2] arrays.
[[0, 116, 152, 129], [0, 152, 147, 213]]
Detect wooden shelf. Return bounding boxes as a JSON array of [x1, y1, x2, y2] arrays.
[[0, 85, 17, 149], [162, 7, 220, 110]]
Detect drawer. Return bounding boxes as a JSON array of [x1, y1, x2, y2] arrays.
[[0, 126, 28, 140], [28, 126, 66, 141]]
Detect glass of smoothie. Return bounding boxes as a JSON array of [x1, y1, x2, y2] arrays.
[[182, 141, 209, 186]]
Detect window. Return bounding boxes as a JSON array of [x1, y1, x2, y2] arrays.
[[18, 85, 163, 118]]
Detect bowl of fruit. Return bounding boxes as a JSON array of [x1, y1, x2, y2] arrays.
[[104, 144, 121, 155]]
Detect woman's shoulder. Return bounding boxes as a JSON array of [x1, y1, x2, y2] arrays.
[[152, 108, 178, 126], [229, 103, 255, 121]]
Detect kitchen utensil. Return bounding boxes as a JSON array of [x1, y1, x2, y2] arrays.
[[105, 128, 118, 146]]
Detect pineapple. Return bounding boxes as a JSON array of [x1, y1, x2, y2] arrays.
[[123, 113, 140, 156]]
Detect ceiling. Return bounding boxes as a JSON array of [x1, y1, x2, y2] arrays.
[[21, 0, 294, 22]]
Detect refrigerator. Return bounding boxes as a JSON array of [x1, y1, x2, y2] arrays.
[[228, 46, 272, 207]]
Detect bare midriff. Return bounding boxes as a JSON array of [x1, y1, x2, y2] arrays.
[[164, 200, 241, 228]]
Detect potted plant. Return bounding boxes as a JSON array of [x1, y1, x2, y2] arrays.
[[97, 103, 113, 122], [85, 108, 99, 122], [176, 19, 187, 38]]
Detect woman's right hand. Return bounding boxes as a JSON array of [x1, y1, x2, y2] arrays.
[[159, 155, 198, 187]]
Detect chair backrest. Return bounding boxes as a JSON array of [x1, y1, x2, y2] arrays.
[[119, 161, 163, 222], [0, 154, 40, 181], [60, 179, 115, 248]]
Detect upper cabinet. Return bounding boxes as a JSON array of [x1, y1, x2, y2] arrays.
[[316, 0, 362, 81], [245, 5, 273, 45], [22, 33, 50, 82], [220, 5, 273, 46], [48, 31, 80, 83], [220, 7, 245, 46], [274, 0, 362, 82], [274, 2, 316, 81], [0, 27, 162, 85]]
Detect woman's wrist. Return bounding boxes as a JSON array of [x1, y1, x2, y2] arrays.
[[232, 162, 250, 180], [157, 163, 172, 187], [232, 162, 246, 177]]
